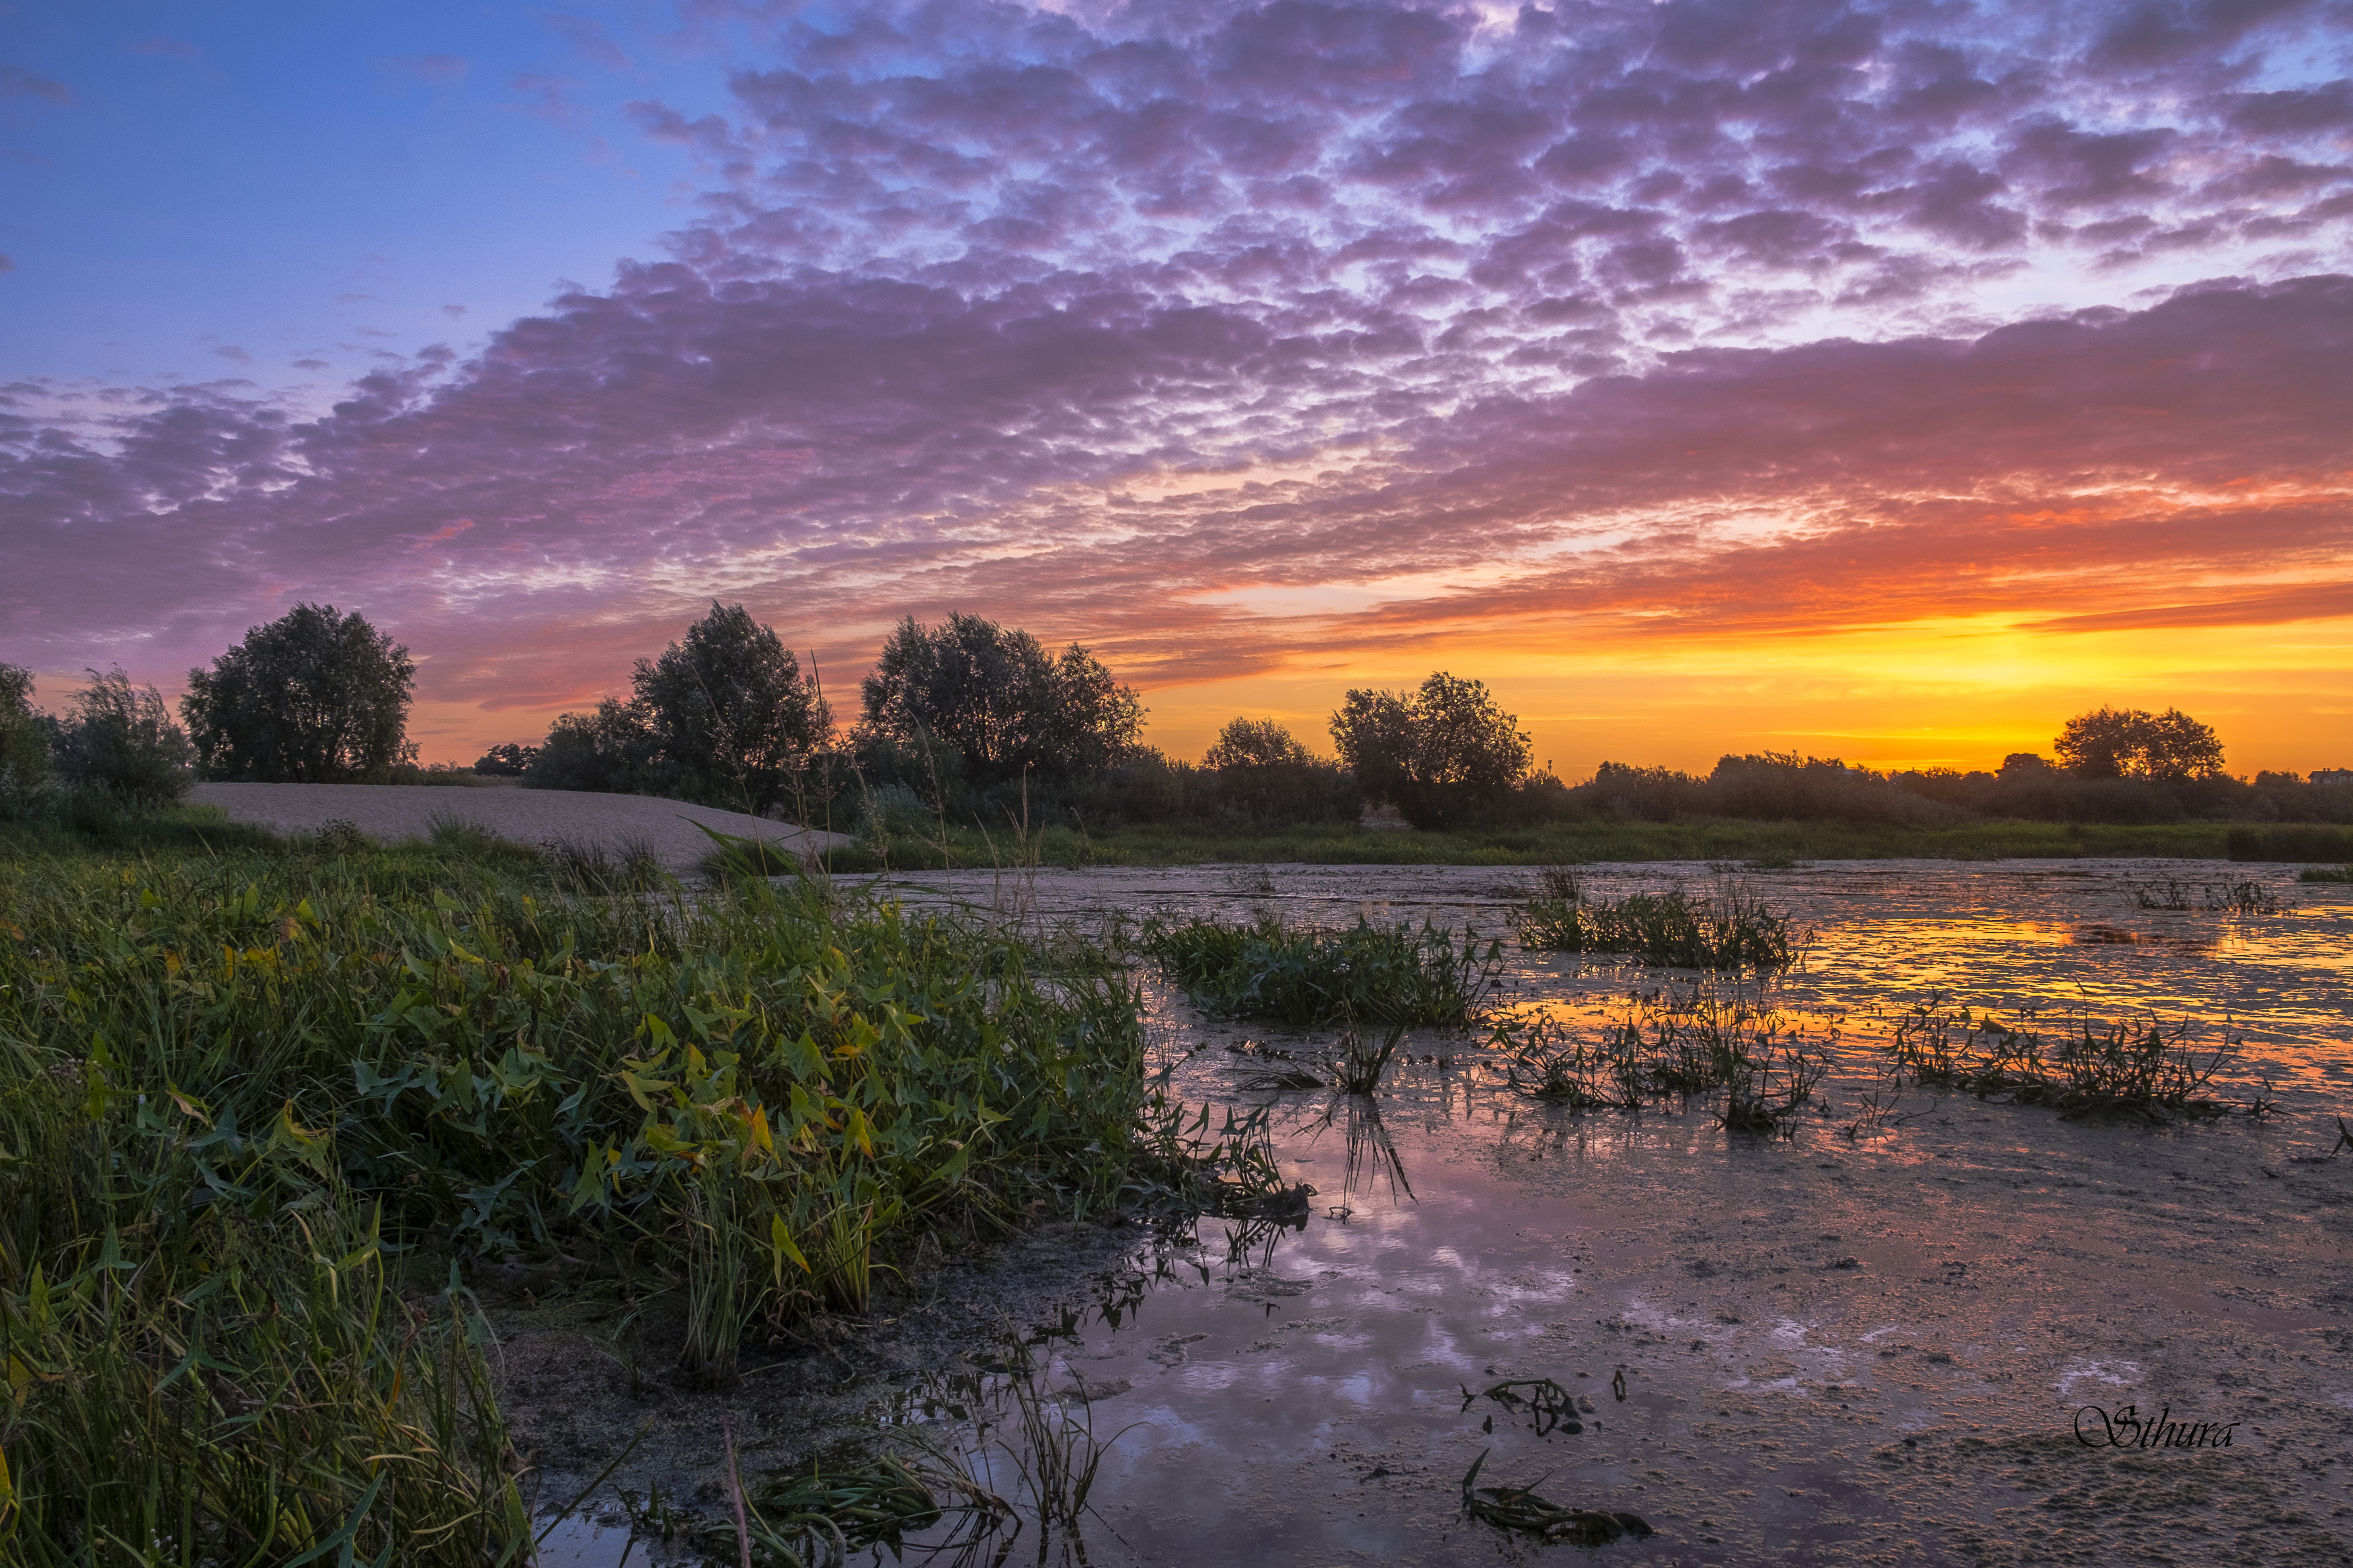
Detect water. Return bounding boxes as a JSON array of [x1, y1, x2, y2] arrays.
[[557, 860, 2353, 1565]]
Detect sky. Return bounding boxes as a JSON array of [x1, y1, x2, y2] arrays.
[[3, 0, 2350, 778]]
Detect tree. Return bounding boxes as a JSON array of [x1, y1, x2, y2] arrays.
[[859, 614, 1144, 787], [182, 604, 416, 781], [473, 742, 539, 776], [1204, 717, 1313, 771], [2055, 706, 2225, 780], [632, 602, 829, 817], [1330, 672, 1532, 829], [526, 698, 666, 796], [0, 663, 53, 819], [53, 667, 194, 809]]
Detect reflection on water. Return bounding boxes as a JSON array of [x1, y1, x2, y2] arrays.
[[540, 862, 2351, 1565]]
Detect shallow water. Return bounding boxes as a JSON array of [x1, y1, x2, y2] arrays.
[[553, 860, 2353, 1565]]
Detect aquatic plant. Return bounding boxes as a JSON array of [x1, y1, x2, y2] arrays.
[[1140, 913, 1504, 1026], [1459, 1450, 1652, 1546], [1882, 997, 2264, 1123], [1492, 990, 1830, 1133], [2128, 876, 2283, 913], [1330, 1023, 1409, 1094], [2298, 862, 2351, 883], [1513, 883, 1805, 968]]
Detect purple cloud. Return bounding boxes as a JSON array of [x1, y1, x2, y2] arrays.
[[3, 0, 2349, 725]]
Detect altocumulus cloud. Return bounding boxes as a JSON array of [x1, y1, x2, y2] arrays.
[[3, 0, 2350, 712]]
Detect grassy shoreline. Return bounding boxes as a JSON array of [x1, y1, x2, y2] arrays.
[[822, 816, 2240, 870]]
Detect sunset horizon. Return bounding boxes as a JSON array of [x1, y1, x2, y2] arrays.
[[7, 1, 2349, 778]]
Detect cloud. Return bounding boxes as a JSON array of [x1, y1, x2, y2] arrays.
[[1, 65, 72, 105], [5, 0, 2350, 721], [545, 15, 631, 71]]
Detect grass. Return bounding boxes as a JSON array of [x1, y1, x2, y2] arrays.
[[2127, 876, 2284, 913], [822, 817, 2240, 870], [1494, 989, 1831, 1134], [1512, 869, 1806, 968], [2300, 863, 2352, 883], [1140, 913, 1505, 1027], [0, 825, 1173, 1559], [1880, 997, 2268, 1124], [1460, 1450, 1653, 1546]]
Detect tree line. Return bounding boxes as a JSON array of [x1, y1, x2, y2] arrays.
[[5, 598, 2346, 835]]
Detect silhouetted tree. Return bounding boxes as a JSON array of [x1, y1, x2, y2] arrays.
[[181, 604, 416, 781], [1331, 673, 1531, 829], [527, 698, 666, 796], [2055, 706, 2225, 780], [1204, 717, 1313, 770], [859, 614, 1144, 787], [473, 742, 539, 776], [0, 663, 53, 819], [633, 602, 830, 817], [1203, 716, 1361, 825], [54, 667, 194, 809]]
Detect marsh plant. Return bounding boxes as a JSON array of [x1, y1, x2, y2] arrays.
[[1140, 913, 1505, 1026], [1494, 987, 1831, 1134], [1882, 995, 2265, 1123], [1513, 874, 1806, 968], [2128, 876, 2284, 914], [0, 845, 1156, 1558]]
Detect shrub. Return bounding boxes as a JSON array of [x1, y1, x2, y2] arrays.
[[1204, 717, 1364, 826], [51, 665, 195, 809], [524, 696, 672, 796], [2227, 825, 2353, 862], [182, 603, 417, 781]]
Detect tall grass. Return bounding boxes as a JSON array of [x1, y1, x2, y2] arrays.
[[1494, 987, 1830, 1134], [1879, 997, 2265, 1123], [1139, 913, 1503, 1026], [0, 842, 1155, 1558], [1513, 873, 1804, 968]]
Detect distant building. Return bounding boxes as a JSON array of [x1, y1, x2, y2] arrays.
[[2315, 769, 2353, 788]]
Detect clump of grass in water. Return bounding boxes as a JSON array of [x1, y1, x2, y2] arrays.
[[2299, 862, 2351, 884], [1513, 870, 1806, 968], [1882, 995, 2270, 1124], [1140, 913, 1504, 1026], [2129, 876, 2284, 914], [1494, 988, 1831, 1134]]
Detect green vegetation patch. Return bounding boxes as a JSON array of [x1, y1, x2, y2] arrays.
[[1141, 913, 1504, 1027], [0, 843, 1162, 1558], [1511, 870, 1806, 968], [826, 817, 2233, 870]]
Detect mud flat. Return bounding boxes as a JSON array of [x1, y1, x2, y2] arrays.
[[525, 860, 2353, 1566]]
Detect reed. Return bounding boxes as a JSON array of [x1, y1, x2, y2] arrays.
[[1140, 913, 1504, 1026], [1881, 997, 2263, 1123], [1513, 883, 1805, 968]]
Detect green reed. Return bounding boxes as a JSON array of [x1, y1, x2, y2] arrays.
[[1140, 913, 1504, 1026], [1512, 871, 1805, 968], [1880, 995, 2262, 1124]]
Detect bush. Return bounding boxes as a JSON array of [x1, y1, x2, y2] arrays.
[[524, 696, 673, 796], [51, 666, 194, 809], [2227, 825, 2353, 862], [1204, 717, 1365, 826], [182, 603, 417, 781]]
